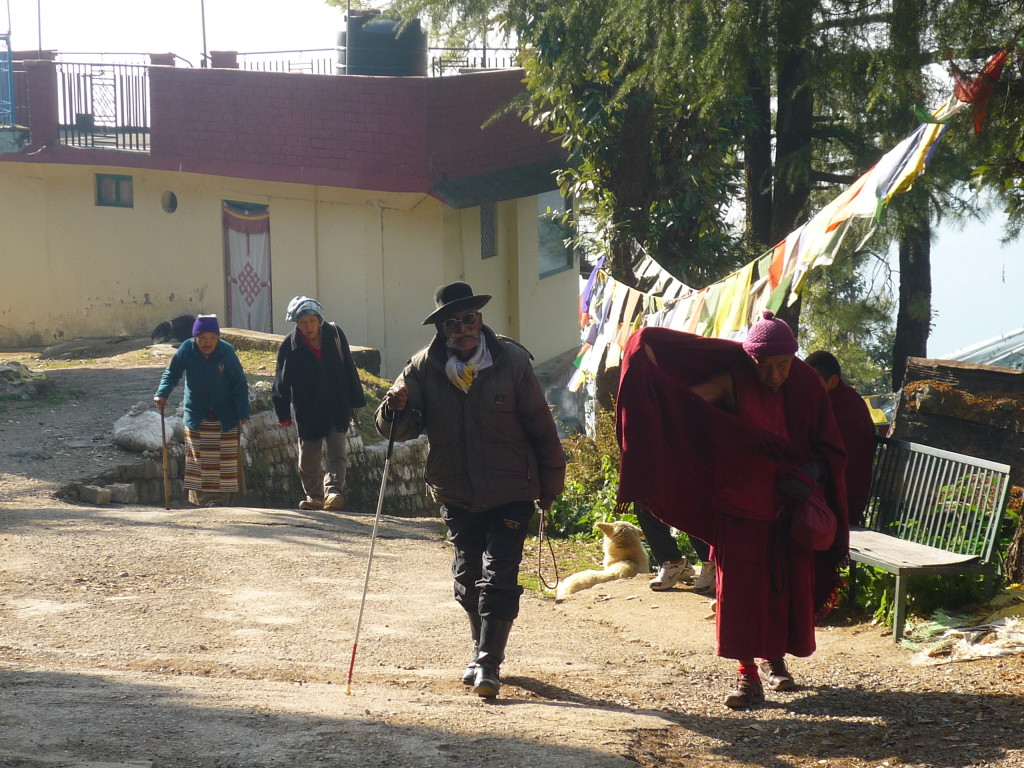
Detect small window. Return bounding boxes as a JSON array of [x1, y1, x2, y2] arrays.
[[538, 190, 573, 278], [480, 201, 497, 260], [161, 191, 178, 213], [96, 174, 134, 208]]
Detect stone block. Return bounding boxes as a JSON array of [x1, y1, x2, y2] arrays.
[[108, 483, 139, 504], [80, 485, 112, 505]]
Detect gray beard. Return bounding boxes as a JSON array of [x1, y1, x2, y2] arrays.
[[445, 332, 480, 351]]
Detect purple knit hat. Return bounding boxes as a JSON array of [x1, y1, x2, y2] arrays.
[[742, 310, 797, 357], [192, 314, 220, 337]]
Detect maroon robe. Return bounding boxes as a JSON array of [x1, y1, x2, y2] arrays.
[[615, 327, 849, 660], [828, 379, 876, 526]]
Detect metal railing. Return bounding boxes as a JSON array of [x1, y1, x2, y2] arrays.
[[429, 47, 519, 77], [238, 49, 336, 75], [1, 33, 13, 128], [56, 61, 150, 151], [240, 45, 520, 77]]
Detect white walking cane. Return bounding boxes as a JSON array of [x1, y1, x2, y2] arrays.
[[345, 413, 399, 694]]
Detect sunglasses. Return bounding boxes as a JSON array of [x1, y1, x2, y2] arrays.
[[442, 312, 479, 331]]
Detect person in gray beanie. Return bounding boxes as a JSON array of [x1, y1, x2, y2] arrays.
[[273, 296, 366, 511]]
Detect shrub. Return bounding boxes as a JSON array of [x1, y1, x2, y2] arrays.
[[547, 407, 631, 537]]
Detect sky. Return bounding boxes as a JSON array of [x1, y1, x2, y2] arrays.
[[4, 0, 1022, 359], [4, 0, 349, 66], [928, 212, 1022, 357]]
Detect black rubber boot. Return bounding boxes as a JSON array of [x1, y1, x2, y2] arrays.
[[472, 618, 513, 698], [461, 612, 482, 685]]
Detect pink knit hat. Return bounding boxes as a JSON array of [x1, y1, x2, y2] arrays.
[[742, 310, 798, 357]]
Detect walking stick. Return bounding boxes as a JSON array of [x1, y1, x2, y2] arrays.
[[160, 406, 171, 510], [346, 412, 399, 695]]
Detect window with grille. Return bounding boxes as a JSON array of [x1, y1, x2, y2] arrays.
[[537, 191, 573, 277], [96, 174, 134, 208], [480, 200, 497, 259]]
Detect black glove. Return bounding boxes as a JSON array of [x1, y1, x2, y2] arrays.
[[777, 461, 821, 501]]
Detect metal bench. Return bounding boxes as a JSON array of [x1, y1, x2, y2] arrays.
[[848, 437, 1012, 641]]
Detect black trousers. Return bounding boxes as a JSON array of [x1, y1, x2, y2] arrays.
[[441, 500, 534, 622], [635, 504, 711, 564]]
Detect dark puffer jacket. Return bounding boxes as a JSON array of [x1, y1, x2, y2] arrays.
[[272, 322, 366, 441], [374, 326, 566, 513]]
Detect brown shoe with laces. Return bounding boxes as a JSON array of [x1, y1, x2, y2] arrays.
[[724, 672, 765, 708], [759, 657, 797, 691]]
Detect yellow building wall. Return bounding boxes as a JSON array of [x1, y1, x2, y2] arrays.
[[513, 196, 580, 366], [0, 162, 578, 378], [0, 168, 50, 346], [451, 198, 579, 366]]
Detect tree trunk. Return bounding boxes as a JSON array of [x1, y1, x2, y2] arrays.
[[891, 216, 932, 390], [1006, 516, 1024, 586], [770, 0, 814, 245], [605, 92, 657, 284], [888, 0, 932, 392], [743, 0, 772, 251]]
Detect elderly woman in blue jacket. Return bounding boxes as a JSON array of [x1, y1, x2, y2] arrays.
[[154, 314, 250, 508]]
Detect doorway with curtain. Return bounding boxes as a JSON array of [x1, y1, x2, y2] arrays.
[[222, 201, 273, 332]]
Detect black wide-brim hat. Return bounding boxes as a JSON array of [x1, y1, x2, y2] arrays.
[[422, 281, 492, 325]]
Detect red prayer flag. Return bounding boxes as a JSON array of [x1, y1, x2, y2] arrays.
[[951, 49, 1008, 132]]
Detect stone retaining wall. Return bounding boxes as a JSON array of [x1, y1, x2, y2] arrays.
[[66, 408, 436, 517]]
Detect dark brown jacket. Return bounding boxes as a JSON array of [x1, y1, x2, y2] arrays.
[[375, 326, 566, 512]]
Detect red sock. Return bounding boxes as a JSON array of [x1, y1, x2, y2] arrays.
[[738, 663, 758, 677]]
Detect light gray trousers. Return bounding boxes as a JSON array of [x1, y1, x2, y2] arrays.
[[297, 426, 349, 500]]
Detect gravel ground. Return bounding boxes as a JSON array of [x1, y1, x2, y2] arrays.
[[1, 344, 1023, 768]]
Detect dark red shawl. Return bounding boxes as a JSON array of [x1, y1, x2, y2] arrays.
[[829, 379, 877, 526], [615, 326, 850, 612]]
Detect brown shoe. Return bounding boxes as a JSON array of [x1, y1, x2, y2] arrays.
[[724, 672, 765, 709], [324, 493, 345, 511], [298, 497, 324, 511], [759, 657, 796, 691]]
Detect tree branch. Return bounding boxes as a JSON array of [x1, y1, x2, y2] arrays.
[[815, 13, 891, 33], [812, 170, 859, 185]]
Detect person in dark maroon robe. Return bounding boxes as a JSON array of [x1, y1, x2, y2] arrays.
[[616, 312, 849, 709], [804, 351, 877, 526]]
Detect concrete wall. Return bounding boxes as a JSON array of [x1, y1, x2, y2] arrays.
[[0, 163, 578, 375], [0, 164, 428, 360]]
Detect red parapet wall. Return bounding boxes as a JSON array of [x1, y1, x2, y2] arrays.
[[426, 70, 557, 181], [148, 66, 558, 194]]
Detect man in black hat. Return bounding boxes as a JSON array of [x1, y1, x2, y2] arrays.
[[375, 281, 566, 698]]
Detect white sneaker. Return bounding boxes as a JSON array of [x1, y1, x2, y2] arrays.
[[649, 559, 695, 591], [693, 562, 717, 594]]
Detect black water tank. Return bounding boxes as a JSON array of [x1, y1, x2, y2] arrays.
[[336, 10, 427, 76]]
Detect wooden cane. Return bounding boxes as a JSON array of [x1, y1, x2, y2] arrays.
[[160, 407, 171, 510]]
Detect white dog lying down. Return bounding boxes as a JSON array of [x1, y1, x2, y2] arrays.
[[555, 521, 648, 599]]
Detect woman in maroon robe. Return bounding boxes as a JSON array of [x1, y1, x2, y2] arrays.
[[805, 350, 877, 526], [616, 312, 849, 709]]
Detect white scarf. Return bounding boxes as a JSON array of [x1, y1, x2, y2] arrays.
[[445, 339, 492, 393]]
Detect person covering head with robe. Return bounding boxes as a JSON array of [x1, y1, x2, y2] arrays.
[[615, 312, 849, 709]]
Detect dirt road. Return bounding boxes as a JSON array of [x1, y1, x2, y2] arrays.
[[2, 351, 1024, 767]]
